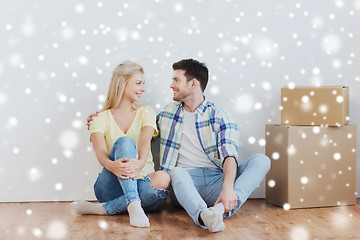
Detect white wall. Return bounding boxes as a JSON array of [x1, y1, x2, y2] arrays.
[[1, 0, 359, 202]]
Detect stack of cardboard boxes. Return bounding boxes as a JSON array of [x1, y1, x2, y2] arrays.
[[265, 86, 356, 209]]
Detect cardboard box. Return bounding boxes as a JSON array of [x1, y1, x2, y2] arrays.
[[265, 124, 356, 209], [281, 86, 349, 126]]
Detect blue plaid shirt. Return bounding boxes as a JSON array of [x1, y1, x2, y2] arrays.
[[156, 100, 239, 172]]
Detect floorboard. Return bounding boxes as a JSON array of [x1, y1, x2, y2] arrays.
[[0, 199, 359, 239]]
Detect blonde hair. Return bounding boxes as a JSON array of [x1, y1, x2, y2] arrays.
[[102, 60, 144, 111]]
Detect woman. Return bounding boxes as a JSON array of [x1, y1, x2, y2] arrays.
[[71, 60, 170, 228]]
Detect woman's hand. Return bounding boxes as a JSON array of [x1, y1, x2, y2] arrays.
[[125, 159, 142, 180], [108, 158, 139, 179]]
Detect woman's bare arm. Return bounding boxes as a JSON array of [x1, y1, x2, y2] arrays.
[[91, 132, 132, 179], [127, 126, 155, 179]]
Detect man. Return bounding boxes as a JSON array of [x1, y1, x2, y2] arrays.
[[156, 59, 270, 232], [88, 59, 270, 233]]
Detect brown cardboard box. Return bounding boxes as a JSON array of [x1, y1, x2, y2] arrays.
[[281, 86, 349, 126], [265, 124, 356, 209]]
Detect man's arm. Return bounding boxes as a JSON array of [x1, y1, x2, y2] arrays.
[[87, 112, 99, 130], [214, 156, 238, 212], [214, 108, 240, 212]]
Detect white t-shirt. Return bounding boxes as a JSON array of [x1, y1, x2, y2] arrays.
[[176, 109, 218, 169]]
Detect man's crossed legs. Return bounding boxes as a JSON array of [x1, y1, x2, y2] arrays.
[[170, 154, 271, 232]]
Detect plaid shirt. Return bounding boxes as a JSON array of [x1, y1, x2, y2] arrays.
[[156, 100, 239, 172]]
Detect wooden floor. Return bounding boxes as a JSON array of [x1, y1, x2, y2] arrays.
[[0, 199, 359, 240]]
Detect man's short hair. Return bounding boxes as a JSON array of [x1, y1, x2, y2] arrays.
[[172, 59, 209, 92]]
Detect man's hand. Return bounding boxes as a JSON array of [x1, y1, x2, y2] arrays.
[[215, 156, 238, 212], [214, 186, 237, 213], [87, 112, 99, 130]]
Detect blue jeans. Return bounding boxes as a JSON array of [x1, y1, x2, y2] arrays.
[[170, 153, 271, 228], [94, 136, 168, 215]]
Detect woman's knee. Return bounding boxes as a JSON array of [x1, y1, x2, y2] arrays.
[[149, 171, 171, 190], [111, 136, 137, 159], [113, 136, 136, 149]]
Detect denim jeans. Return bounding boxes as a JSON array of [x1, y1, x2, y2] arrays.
[[170, 153, 271, 228], [94, 136, 168, 215]]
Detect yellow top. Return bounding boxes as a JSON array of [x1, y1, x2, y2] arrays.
[[89, 105, 158, 179]]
